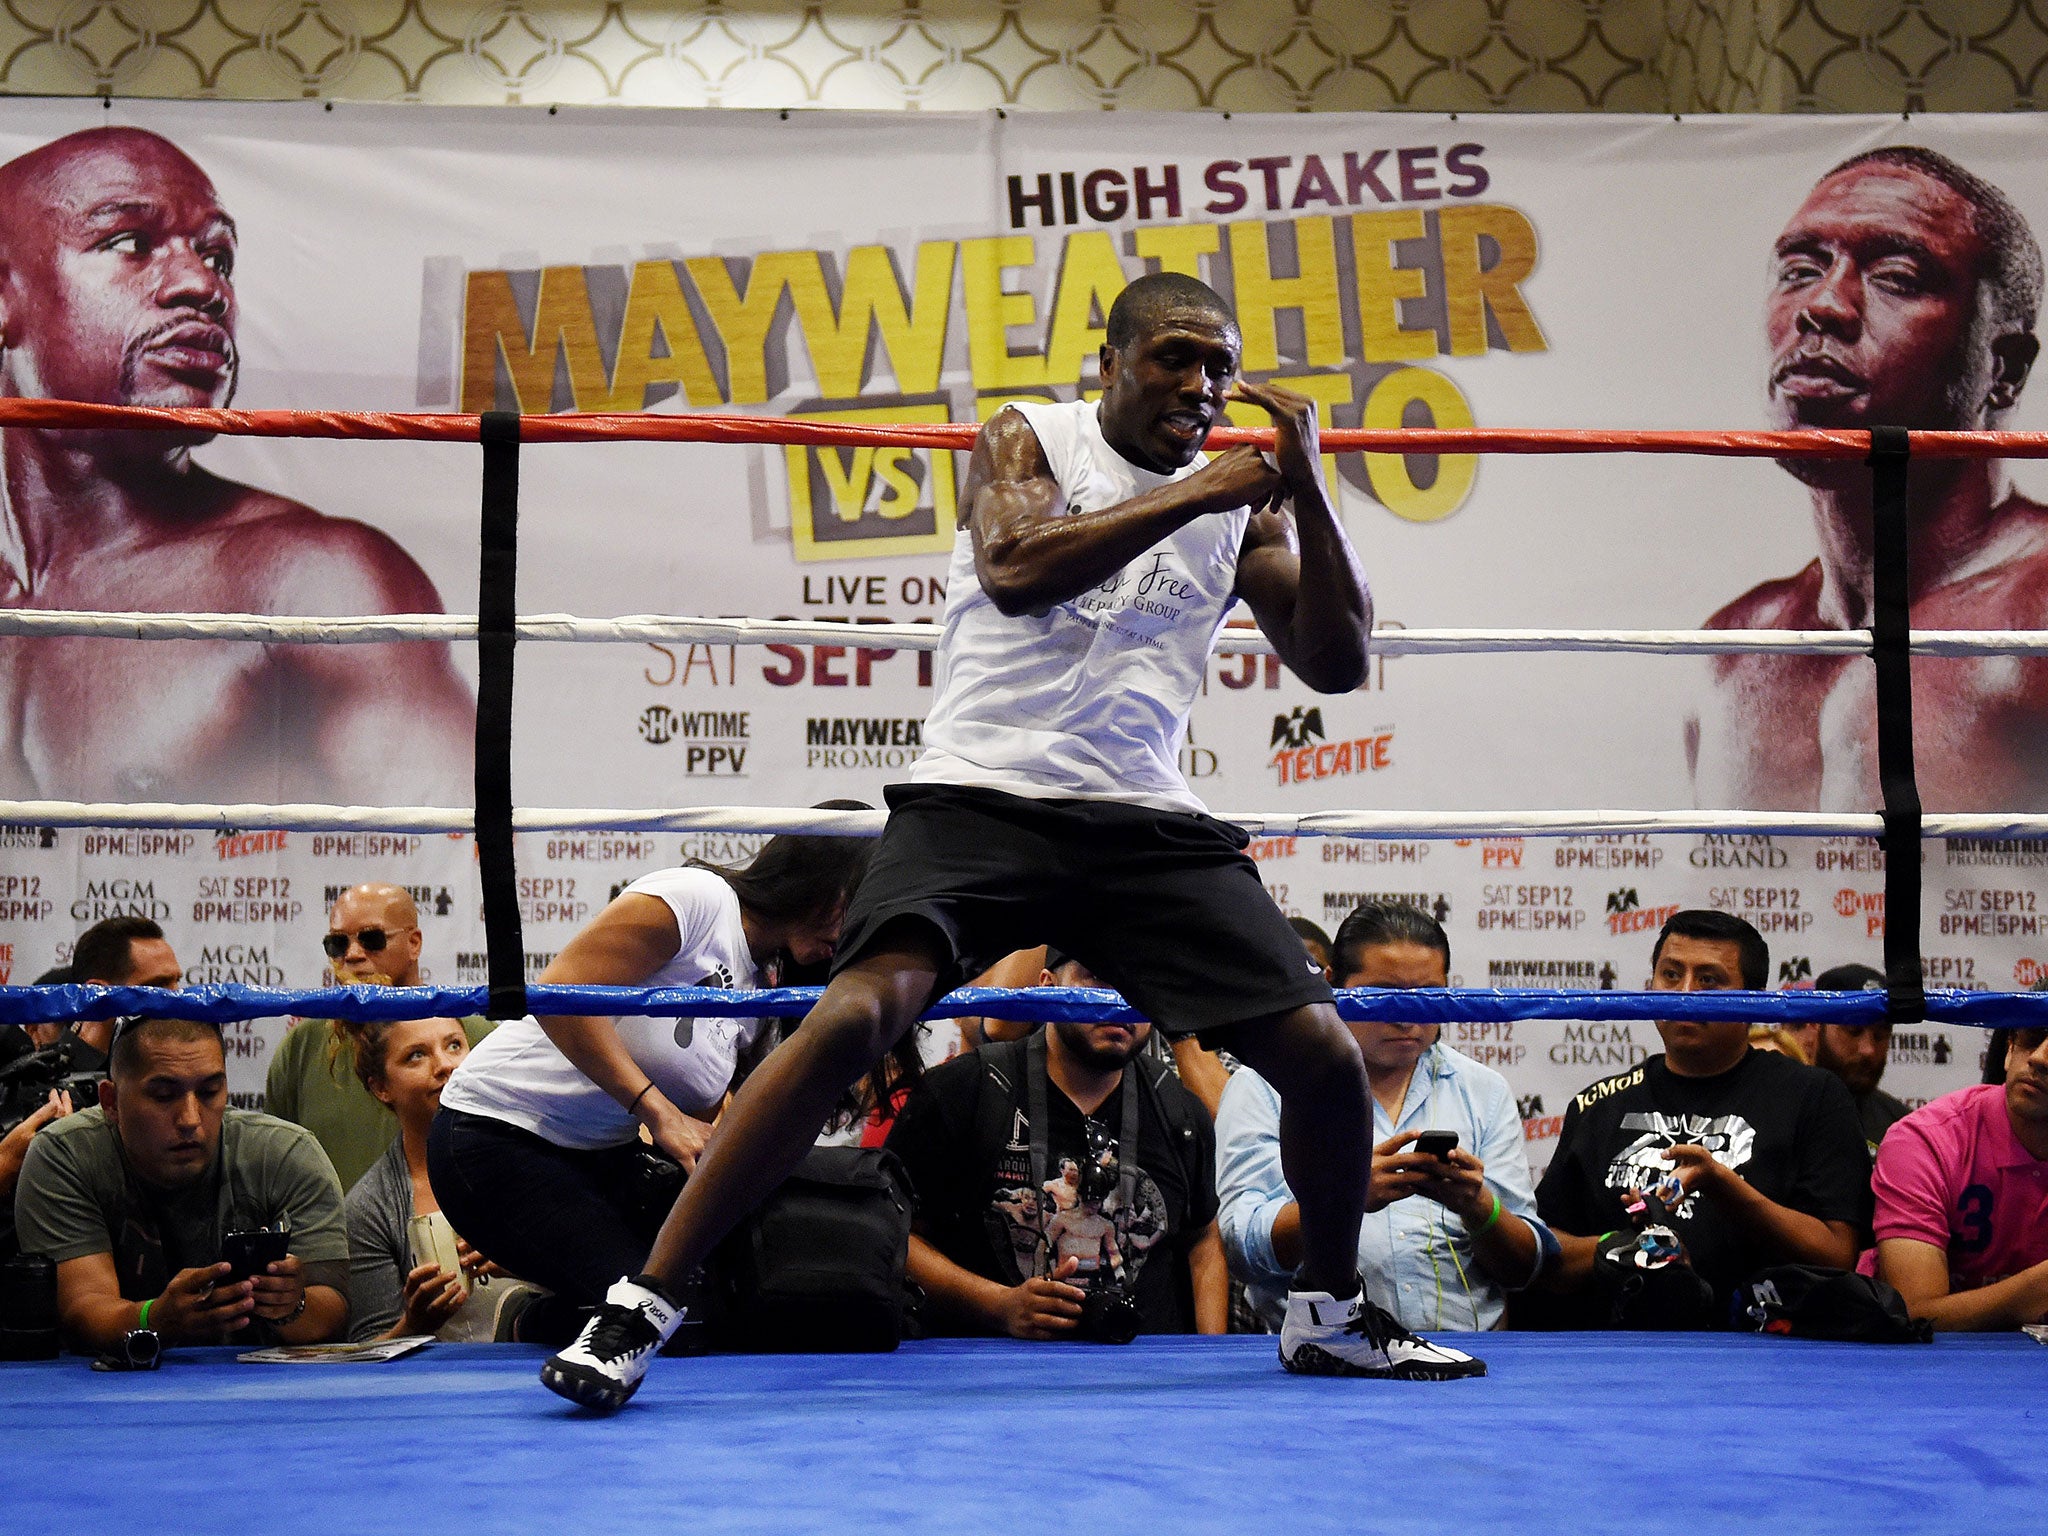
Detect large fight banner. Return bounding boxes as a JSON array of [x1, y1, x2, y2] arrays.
[[1, 103, 2041, 1148]]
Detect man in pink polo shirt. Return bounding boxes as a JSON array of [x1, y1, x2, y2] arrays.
[[1868, 1026, 2048, 1329]]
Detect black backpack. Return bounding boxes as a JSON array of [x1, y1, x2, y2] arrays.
[[702, 1145, 916, 1353]]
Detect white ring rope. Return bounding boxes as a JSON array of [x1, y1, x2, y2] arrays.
[[8, 800, 2048, 840], [4, 608, 2048, 658]]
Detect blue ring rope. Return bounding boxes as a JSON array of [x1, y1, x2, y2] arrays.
[[2, 983, 2043, 1029]]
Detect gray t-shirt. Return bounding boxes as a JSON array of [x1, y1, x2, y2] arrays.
[[343, 1138, 531, 1343], [13, 1107, 350, 1338], [343, 1138, 413, 1341]]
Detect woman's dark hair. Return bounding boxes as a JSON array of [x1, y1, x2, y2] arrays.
[[694, 799, 875, 928], [1331, 901, 1451, 982], [694, 801, 916, 1129]]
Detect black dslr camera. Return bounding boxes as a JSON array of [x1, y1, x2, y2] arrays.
[[0, 1035, 106, 1136], [1076, 1273, 1141, 1345], [1071, 1160, 1140, 1345]]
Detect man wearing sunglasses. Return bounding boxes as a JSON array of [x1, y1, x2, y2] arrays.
[[264, 884, 493, 1192]]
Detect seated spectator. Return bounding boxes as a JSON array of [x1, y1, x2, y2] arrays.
[[1218, 902, 1547, 1333], [2, 965, 75, 1060], [266, 883, 493, 1193], [12, 1016, 349, 1353], [1809, 962, 1908, 1154], [1, 938, 169, 1262], [1866, 1025, 2048, 1329], [0, 1088, 72, 1261], [1530, 910, 1872, 1327], [57, 916, 184, 1069], [344, 1016, 539, 1341], [965, 945, 1234, 1117], [885, 951, 1225, 1338], [427, 818, 871, 1338]]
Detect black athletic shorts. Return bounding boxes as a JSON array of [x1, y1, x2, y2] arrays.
[[830, 783, 1333, 1036]]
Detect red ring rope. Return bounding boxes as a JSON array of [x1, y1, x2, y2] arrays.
[[3, 397, 2046, 458]]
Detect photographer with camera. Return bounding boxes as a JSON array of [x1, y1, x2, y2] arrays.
[[1217, 903, 1550, 1334], [885, 952, 1227, 1340], [12, 1016, 349, 1354], [3, 924, 184, 1134], [426, 814, 873, 1343], [3, 924, 183, 1260], [2, 976, 85, 1248]]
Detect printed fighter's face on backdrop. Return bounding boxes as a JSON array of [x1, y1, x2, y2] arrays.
[[1766, 162, 2012, 439], [0, 128, 238, 418]]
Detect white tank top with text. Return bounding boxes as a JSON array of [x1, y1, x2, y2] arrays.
[[910, 398, 1249, 814]]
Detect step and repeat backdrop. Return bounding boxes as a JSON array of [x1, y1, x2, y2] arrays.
[[1, 102, 2042, 1155]]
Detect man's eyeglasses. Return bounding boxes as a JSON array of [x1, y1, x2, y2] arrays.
[[323, 928, 405, 960]]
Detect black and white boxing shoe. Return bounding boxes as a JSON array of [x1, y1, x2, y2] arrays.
[[540, 1276, 684, 1411], [1278, 1290, 1487, 1380]]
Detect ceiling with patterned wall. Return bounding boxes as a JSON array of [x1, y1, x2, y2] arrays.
[[0, 0, 2039, 111]]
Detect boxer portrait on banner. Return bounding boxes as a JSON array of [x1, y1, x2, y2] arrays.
[[1691, 147, 2048, 813], [0, 127, 472, 804]]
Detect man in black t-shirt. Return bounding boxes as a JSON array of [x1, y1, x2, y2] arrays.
[[885, 955, 1226, 1338], [1531, 910, 1872, 1327]]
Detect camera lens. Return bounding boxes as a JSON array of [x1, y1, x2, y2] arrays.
[[0, 1254, 61, 1360]]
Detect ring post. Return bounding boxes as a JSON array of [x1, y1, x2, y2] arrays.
[[476, 411, 528, 1020], [1867, 425, 1925, 1023]]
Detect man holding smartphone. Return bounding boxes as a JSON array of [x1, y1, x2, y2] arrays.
[[1217, 903, 1551, 1332], [13, 1016, 350, 1354]]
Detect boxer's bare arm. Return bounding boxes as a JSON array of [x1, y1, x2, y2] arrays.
[[964, 409, 1281, 617], [246, 499, 473, 802], [1231, 381, 1372, 695]]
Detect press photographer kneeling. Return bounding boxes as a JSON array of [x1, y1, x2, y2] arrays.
[[884, 953, 1227, 1340], [12, 1016, 350, 1354]]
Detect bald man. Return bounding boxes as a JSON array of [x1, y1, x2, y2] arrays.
[[264, 883, 492, 1191], [1691, 147, 2048, 813], [0, 127, 472, 805]]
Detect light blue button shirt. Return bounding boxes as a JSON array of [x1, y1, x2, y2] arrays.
[[1216, 1042, 1547, 1332]]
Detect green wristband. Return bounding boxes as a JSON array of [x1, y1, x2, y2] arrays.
[[1474, 1192, 1502, 1233], [137, 1298, 153, 1331]]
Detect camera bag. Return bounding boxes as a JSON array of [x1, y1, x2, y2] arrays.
[[703, 1145, 914, 1353]]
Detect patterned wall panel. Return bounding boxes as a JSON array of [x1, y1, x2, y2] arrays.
[[0, 0, 2039, 110]]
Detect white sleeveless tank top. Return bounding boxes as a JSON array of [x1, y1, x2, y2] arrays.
[[910, 398, 1250, 814]]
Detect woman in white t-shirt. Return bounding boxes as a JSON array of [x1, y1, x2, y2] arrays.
[[426, 817, 871, 1339]]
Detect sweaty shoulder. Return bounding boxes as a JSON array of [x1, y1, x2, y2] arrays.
[[960, 404, 1061, 527], [203, 477, 445, 617], [1704, 560, 1823, 630]]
